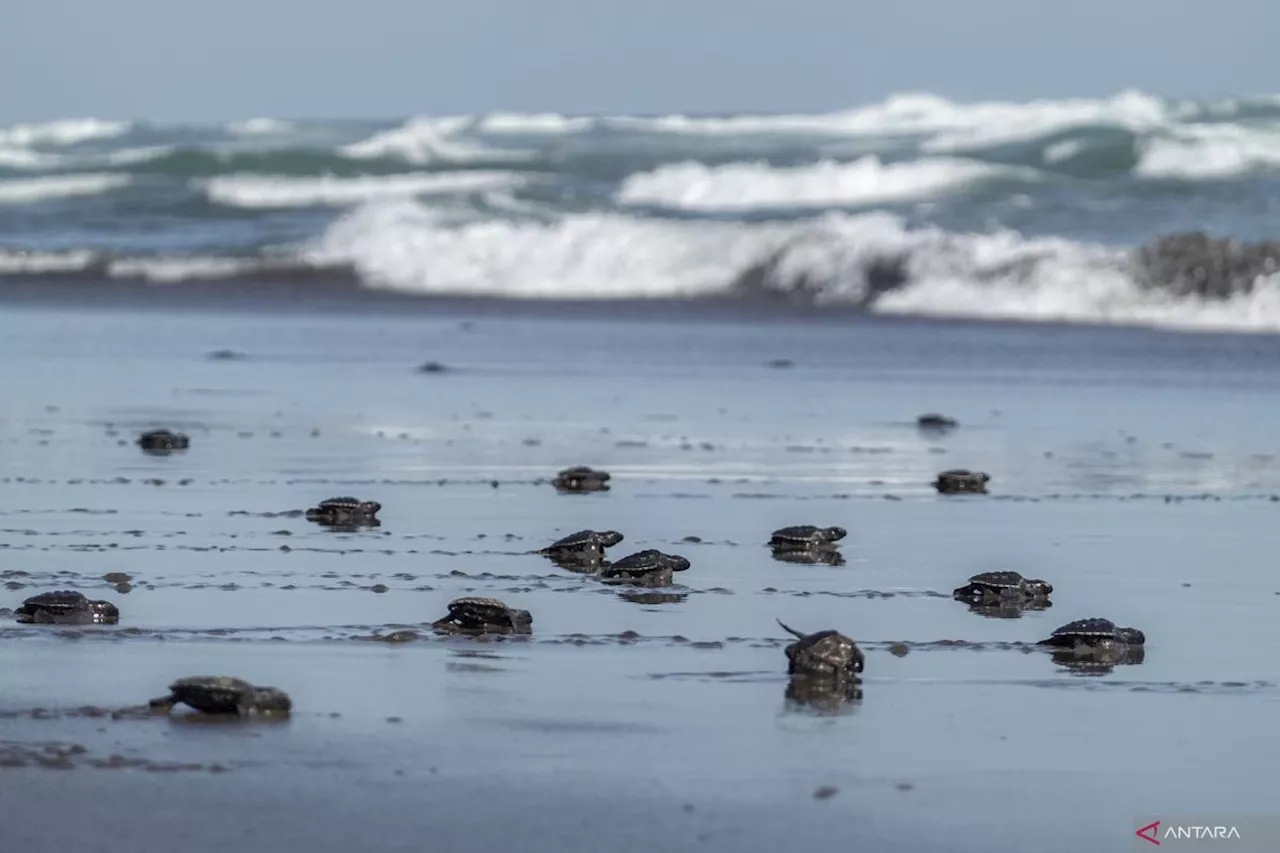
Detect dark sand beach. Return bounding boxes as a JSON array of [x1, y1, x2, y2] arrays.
[[2, 290, 1279, 852]]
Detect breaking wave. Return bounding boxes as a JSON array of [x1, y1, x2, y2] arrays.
[[204, 171, 534, 209], [5, 91, 1280, 334], [616, 156, 1032, 211]]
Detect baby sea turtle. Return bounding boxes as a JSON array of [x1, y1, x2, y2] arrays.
[[137, 429, 189, 453], [933, 469, 990, 494], [15, 590, 119, 625], [538, 529, 625, 558], [1037, 618, 1146, 652], [768, 525, 847, 549], [917, 413, 958, 431], [431, 597, 532, 635], [552, 466, 611, 493], [777, 619, 864, 680], [952, 571, 1053, 606], [598, 549, 691, 588], [304, 497, 382, 527], [148, 676, 292, 718]]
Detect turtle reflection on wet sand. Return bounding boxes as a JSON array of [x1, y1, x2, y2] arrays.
[[769, 546, 846, 567], [431, 597, 533, 636], [15, 590, 119, 625], [552, 466, 611, 493], [785, 673, 863, 713], [149, 676, 292, 719], [598, 550, 691, 588]]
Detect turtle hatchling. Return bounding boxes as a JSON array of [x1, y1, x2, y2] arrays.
[[304, 497, 382, 527], [149, 676, 292, 718], [768, 525, 847, 550], [538, 529, 625, 560], [15, 590, 119, 625], [953, 571, 1053, 607], [552, 466, 611, 493], [777, 620, 864, 680], [432, 597, 533, 636], [137, 429, 189, 453], [933, 469, 990, 494], [1037, 618, 1145, 655], [916, 413, 958, 431], [598, 549, 690, 587]]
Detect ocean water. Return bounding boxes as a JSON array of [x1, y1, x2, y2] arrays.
[[1, 305, 1278, 853], [5, 91, 1280, 332]]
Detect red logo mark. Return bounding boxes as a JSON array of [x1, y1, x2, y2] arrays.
[[1136, 821, 1161, 845]]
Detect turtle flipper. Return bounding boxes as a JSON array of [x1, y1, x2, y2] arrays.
[[148, 694, 177, 713], [776, 618, 807, 640]]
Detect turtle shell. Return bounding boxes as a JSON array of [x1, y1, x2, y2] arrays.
[[608, 550, 690, 573], [169, 676, 256, 714], [778, 620, 864, 677], [19, 590, 89, 615], [966, 571, 1026, 590], [318, 497, 378, 512], [542, 529, 624, 552], [1049, 617, 1119, 639], [435, 597, 533, 634], [137, 429, 189, 448], [917, 414, 958, 429], [770, 525, 847, 545]]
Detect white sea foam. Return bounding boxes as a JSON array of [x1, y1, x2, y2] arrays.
[[0, 249, 97, 273], [304, 199, 1280, 332], [475, 113, 594, 135], [203, 171, 532, 209], [104, 145, 173, 166], [107, 256, 263, 283], [604, 90, 1170, 149], [340, 117, 534, 165], [0, 119, 130, 147], [0, 173, 131, 204], [227, 118, 297, 136], [615, 156, 1024, 211], [1134, 125, 1280, 179], [0, 146, 64, 170]]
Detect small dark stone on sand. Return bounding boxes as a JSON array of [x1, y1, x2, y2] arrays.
[[682, 536, 702, 543], [418, 361, 448, 373], [103, 573, 131, 584], [386, 716, 403, 723], [896, 783, 914, 792], [207, 349, 246, 360], [888, 643, 909, 657], [768, 359, 794, 369], [370, 584, 389, 594], [814, 786, 838, 800], [114, 583, 133, 594]]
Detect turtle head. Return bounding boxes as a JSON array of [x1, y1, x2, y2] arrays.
[[359, 501, 382, 514], [851, 642, 865, 673], [823, 527, 848, 542], [1023, 579, 1053, 596], [598, 530, 625, 547], [668, 554, 691, 572], [1116, 626, 1146, 646], [88, 600, 120, 624]]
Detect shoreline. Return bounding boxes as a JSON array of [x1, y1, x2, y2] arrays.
[[2, 273, 1277, 342]]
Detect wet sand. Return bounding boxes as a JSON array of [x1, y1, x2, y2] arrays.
[[2, 297, 1279, 852]]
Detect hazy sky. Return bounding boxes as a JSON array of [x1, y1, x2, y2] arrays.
[[4, 0, 1276, 123]]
